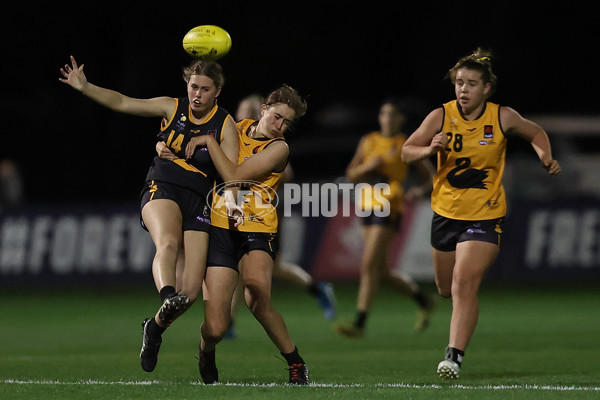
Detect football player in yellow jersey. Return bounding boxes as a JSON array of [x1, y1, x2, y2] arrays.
[[402, 48, 561, 379], [184, 85, 310, 385], [224, 95, 336, 339], [166, 95, 337, 340], [335, 97, 436, 339], [60, 56, 239, 373]]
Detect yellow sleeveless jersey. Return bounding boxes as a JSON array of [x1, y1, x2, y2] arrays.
[[432, 100, 507, 220], [211, 119, 284, 233], [356, 131, 409, 214]]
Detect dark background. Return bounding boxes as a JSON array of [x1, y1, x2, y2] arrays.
[[4, 2, 599, 205]]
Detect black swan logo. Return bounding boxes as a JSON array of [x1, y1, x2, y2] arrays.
[[446, 158, 488, 189]]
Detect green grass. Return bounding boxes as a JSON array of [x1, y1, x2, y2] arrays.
[[1, 280, 599, 399]]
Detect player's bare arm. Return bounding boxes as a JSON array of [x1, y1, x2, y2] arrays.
[[219, 116, 240, 164], [402, 108, 447, 163], [500, 106, 561, 175], [59, 55, 175, 119], [346, 137, 383, 183]]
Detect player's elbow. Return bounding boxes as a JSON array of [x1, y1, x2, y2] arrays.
[[401, 145, 415, 164]]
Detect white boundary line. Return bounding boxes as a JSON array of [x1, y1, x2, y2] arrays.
[[2, 380, 600, 391]]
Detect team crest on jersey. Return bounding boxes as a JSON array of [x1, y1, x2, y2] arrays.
[[484, 125, 493, 138], [450, 119, 459, 132], [176, 114, 187, 130]]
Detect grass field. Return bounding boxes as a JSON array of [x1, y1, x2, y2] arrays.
[[1, 280, 599, 399]]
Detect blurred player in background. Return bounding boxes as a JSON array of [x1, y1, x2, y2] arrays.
[[60, 56, 239, 373], [335, 97, 436, 338], [185, 85, 309, 384], [0, 159, 24, 210], [401, 48, 561, 379], [234, 94, 263, 121]]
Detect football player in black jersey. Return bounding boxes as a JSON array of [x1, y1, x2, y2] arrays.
[[60, 55, 238, 373]]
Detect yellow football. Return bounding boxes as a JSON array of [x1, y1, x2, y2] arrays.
[[182, 25, 232, 61]]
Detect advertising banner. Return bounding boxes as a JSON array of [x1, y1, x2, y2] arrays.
[[0, 204, 154, 284], [492, 196, 600, 280], [1, 195, 598, 285]]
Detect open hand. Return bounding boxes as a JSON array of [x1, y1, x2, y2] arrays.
[[59, 55, 87, 91]]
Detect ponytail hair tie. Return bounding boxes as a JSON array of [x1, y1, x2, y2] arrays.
[[476, 56, 491, 62]]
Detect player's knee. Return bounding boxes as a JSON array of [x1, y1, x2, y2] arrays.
[[244, 284, 271, 316], [202, 320, 229, 342], [436, 280, 452, 298], [451, 274, 481, 297], [156, 237, 180, 255]]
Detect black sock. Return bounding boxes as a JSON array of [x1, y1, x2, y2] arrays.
[[160, 286, 176, 303], [200, 348, 215, 359], [355, 311, 367, 328], [445, 346, 464, 367], [413, 291, 429, 309], [147, 317, 166, 337], [281, 346, 304, 365]]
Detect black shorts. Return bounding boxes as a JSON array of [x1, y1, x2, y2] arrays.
[[140, 180, 211, 232], [431, 212, 504, 252], [358, 211, 402, 231], [207, 226, 279, 271]]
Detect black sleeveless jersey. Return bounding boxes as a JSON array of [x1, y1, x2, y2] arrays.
[[145, 98, 231, 197]]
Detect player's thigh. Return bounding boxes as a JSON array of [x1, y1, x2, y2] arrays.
[[142, 199, 183, 243], [361, 225, 394, 269], [453, 240, 499, 287]]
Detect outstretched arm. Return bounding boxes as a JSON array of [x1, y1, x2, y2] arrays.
[[500, 106, 561, 175], [59, 55, 174, 119]]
